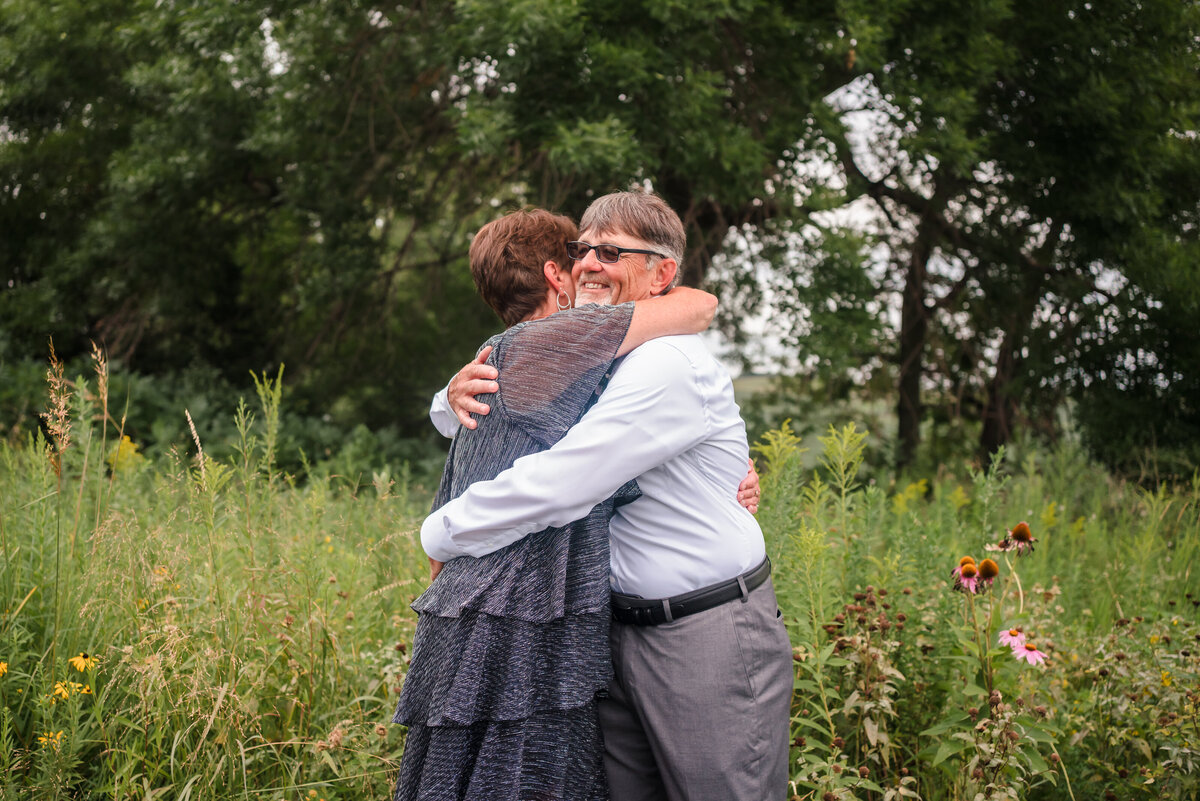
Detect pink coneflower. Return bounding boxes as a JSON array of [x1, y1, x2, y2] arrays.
[[1015, 642, 1048, 666], [977, 558, 999, 590], [951, 556, 976, 580], [999, 627, 1025, 649], [955, 561, 980, 594], [986, 522, 1037, 556]]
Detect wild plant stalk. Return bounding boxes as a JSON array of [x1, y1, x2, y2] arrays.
[[965, 592, 993, 695], [795, 524, 838, 739], [90, 342, 112, 533], [818, 422, 867, 555], [251, 365, 285, 488], [42, 339, 72, 683]]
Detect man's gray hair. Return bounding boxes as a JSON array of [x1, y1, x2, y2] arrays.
[[579, 191, 686, 288]]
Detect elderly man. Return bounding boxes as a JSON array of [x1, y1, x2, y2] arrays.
[[423, 191, 793, 801]]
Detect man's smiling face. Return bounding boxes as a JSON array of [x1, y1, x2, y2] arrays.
[[571, 230, 660, 306]]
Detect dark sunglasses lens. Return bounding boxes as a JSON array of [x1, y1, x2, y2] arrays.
[[566, 242, 586, 260], [596, 245, 621, 262]]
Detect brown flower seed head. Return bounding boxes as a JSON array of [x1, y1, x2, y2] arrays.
[[858, 766, 870, 778], [977, 559, 999, 580], [832, 736, 845, 749], [832, 764, 843, 774], [1049, 752, 1060, 763], [1010, 522, 1033, 542], [972, 767, 984, 779], [959, 562, 978, 579], [959, 556, 977, 568], [1006, 730, 1019, 741], [823, 793, 838, 801]]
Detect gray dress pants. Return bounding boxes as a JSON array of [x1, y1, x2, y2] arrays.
[[599, 577, 793, 801]]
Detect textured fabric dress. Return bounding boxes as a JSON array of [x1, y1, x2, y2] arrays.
[[393, 302, 637, 801]]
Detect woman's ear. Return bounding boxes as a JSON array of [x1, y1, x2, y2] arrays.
[[543, 260, 564, 291]]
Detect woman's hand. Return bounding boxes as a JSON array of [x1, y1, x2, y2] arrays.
[[447, 345, 499, 429], [428, 557, 445, 582], [737, 457, 760, 515]]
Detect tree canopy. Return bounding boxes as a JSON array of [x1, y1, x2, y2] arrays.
[[3, 0, 1197, 473]]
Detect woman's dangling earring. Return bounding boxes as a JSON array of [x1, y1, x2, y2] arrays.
[[556, 289, 572, 311]]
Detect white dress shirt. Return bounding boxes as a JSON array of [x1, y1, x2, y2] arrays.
[[422, 334, 765, 599], [429, 386, 457, 438]]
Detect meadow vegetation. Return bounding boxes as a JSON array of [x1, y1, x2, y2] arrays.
[[1, 353, 1197, 800]]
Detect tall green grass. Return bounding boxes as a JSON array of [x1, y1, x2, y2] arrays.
[[1, 358, 1198, 799], [1, 355, 428, 799]]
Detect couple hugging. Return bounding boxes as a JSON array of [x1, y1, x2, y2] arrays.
[[392, 191, 793, 801]]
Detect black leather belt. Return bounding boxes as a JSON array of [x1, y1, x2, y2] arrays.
[[611, 557, 772, 626]]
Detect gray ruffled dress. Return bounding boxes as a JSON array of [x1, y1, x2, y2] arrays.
[[393, 302, 637, 801]]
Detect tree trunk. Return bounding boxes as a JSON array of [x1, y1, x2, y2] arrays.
[[895, 219, 936, 471], [979, 327, 1019, 459], [979, 222, 1060, 460]]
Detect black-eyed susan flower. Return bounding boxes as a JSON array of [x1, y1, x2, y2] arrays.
[[69, 652, 97, 673], [50, 681, 71, 701], [999, 627, 1026, 649], [1015, 642, 1048, 666], [0, 661, 7, 678]]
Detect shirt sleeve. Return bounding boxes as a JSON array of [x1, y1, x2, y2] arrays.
[[421, 339, 710, 562], [429, 384, 459, 439], [491, 302, 634, 447]]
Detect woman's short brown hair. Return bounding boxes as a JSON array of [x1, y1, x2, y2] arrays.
[[469, 209, 578, 327]]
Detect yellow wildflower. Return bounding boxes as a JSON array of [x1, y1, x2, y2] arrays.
[[0, 661, 7, 678], [51, 681, 71, 700], [69, 652, 97, 672], [37, 730, 65, 750], [106, 435, 144, 472], [1162, 671, 1173, 687]]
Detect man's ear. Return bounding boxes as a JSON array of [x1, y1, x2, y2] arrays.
[[649, 258, 678, 296]]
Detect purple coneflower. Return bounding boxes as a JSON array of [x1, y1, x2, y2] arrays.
[[951, 555, 976, 580], [987, 522, 1037, 555], [977, 558, 999, 589], [955, 561, 980, 593], [1015, 641, 1048, 666], [999, 627, 1025, 649]]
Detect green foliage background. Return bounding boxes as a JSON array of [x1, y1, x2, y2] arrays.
[[3, 0, 1199, 473]]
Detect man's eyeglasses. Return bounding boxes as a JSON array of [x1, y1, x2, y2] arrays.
[[566, 240, 666, 264]]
